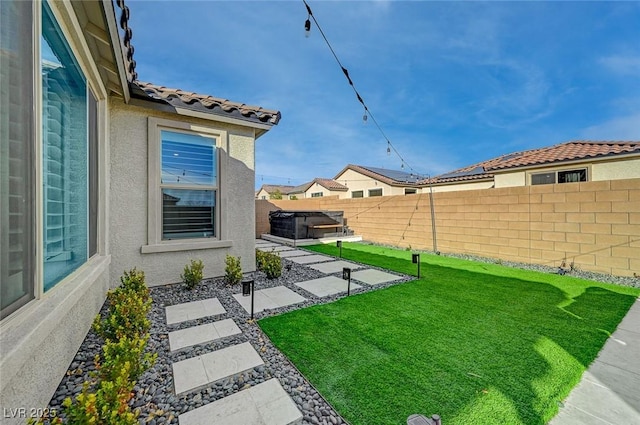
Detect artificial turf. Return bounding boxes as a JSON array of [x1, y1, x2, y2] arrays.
[[259, 243, 639, 425]]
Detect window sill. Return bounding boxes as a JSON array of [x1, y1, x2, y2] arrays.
[[141, 239, 233, 254]]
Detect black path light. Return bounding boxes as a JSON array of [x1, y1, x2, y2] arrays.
[[241, 277, 256, 319], [342, 267, 352, 296], [336, 240, 342, 258], [412, 253, 421, 278]]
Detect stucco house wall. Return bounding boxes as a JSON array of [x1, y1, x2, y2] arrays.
[[109, 100, 257, 286], [431, 180, 496, 192], [592, 158, 640, 181], [335, 168, 398, 198]]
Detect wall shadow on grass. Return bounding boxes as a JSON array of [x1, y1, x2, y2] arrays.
[[261, 247, 637, 425]]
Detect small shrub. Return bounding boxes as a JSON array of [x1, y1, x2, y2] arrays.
[[99, 334, 156, 383], [93, 270, 151, 342], [262, 252, 282, 279], [256, 249, 268, 271], [181, 259, 204, 290], [224, 255, 243, 285]]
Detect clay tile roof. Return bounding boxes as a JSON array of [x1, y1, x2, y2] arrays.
[[312, 178, 348, 191], [422, 140, 640, 184], [336, 164, 422, 186], [131, 81, 281, 126], [259, 184, 295, 194], [112, 1, 280, 126]]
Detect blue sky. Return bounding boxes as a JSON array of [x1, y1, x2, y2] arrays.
[[125, 1, 640, 189]]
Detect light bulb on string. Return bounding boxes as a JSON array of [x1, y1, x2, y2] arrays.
[[387, 142, 391, 156], [401, 161, 404, 170], [304, 17, 311, 37], [362, 111, 368, 124]]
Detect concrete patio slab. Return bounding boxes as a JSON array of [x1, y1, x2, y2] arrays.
[[550, 298, 640, 425], [233, 286, 306, 314], [287, 254, 333, 265], [165, 298, 226, 325], [277, 249, 313, 258], [295, 276, 361, 297], [168, 319, 241, 351], [172, 342, 263, 395], [178, 378, 302, 425], [308, 260, 365, 274], [596, 328, 640, 375], [350, 269, 402, 285], [256, 243, 280, 249], [257, 245, 293, 252]]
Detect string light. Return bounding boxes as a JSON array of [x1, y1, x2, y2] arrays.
[[302, 0, 420, 174]]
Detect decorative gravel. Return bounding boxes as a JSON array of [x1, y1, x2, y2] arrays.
[[43, 243, 638, 424], [45, 253, 412, 425]]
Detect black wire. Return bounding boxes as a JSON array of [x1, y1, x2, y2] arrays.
[[303, 0, 418, 174]]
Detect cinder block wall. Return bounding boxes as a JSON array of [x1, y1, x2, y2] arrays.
[[256, 178, 640, 277]]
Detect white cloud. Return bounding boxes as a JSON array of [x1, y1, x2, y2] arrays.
[[599, 55, 640, 77], [581, 113, 640, 140]]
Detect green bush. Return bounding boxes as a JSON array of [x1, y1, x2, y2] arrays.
[[256, 249, 268, 271], [224, 255, 243, 285], [181, 259, 204, 290], [262, 252, 282, 279], [93, 270, 151, 342], [57, 268, 155, 425]]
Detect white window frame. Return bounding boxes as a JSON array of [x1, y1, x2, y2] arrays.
[[529, 167, 589, 186], [351, 190, 364, 198], [311, 192, 323, 198], [143, 117, 231, 253], [368, 188, 383, 197]]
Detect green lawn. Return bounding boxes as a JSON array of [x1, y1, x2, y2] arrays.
[[259, 243, 639, 425]]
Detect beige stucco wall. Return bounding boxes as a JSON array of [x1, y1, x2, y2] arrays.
[[335, 169, 410, 198], [109, 100, 258, 286], [592, 158, 640, 181], [494, 172, 526, 188], [258, 178, 640, 277], [256, 188, 269, 199], [430, 180, 496, 192], [303, 182, 344, 198]]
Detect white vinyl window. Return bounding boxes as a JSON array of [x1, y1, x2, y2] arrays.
[[531, 168, 587, 185], [368, 188, 383, 197]]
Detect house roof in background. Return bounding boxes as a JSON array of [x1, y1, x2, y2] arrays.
[[257, 184, 295, 195], [286, 178, 348, 194], [422, 140, 640, 184], [335, 164, 422, 186]]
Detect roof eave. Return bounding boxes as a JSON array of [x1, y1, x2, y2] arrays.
[[102, 0, 130, 102], [490, 151, 640, 173]]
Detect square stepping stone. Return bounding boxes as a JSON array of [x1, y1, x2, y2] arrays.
[[351, 269, 402, 285], [288, 254, 333, 264], [278, 249, 313, 258], [256, 243, 280, 249], [308, 260, 365, 274], [168, 319, 241, 351], [165, 298, 226, 325], [257, 245, 294, 252], [178, 378, 302, 425], [172, 342, 263, 395], [233, 286, 306, 314], [296, 276, 361, 297]]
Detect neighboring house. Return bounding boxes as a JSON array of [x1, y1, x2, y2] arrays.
[[0, 0, 279, 419], [256, 184, 295, 200], [287, 178, 348, 199], [334, 164, 422, 198], [421, 141, 640, 192]]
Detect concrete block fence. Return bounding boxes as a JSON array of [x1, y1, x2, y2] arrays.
[[256, 178, 640, 277]]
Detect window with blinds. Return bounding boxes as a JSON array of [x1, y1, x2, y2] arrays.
[[42, 1, 92, 291], [1, 0, 35, 319], [160, 130, 217, 240]]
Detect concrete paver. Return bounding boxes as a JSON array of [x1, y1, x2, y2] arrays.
[[308, 260, 364, 274], [233, 286, 306, 314], [277, 249, 313, 258], [551, 298, 640, 425], [257, 245, 294, 252], [168, 319, 241, 351], [351, 269, 402, 285], [287, 254, 333, 265], [165, 298, 226, 325], [172, 342, 264, 395], [295, 276, 361, 298], [178, 378, 302, 425]]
